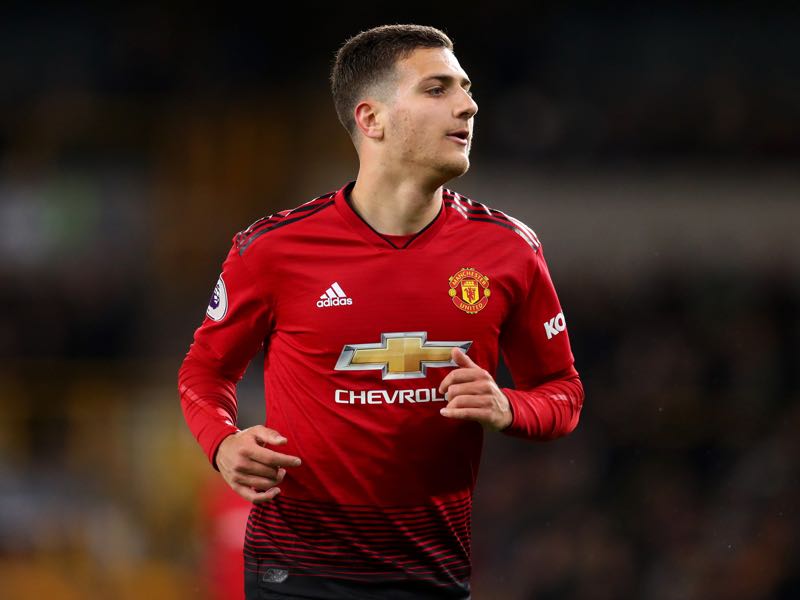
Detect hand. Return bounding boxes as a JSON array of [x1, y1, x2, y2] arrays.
[[438, 348, 513, 432], [215, 425, 302, 504]]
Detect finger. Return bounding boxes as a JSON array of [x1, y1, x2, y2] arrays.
[[232, 483, 282, 504], [237, 459, 281, 479], [444, 381, 492, 402], [445, 394, 491, 410], [452, 347, 478, 368], [251, 425, 288, 446], [234, 465, 286, 485], [439, 367, 484, 394], [440, 406, 491, 422], [252, 487, 282, 504], [247, 445, 302, 468], [234, 471, 285, 490]]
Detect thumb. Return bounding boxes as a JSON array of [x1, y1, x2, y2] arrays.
[[452, 347, 476, 367]]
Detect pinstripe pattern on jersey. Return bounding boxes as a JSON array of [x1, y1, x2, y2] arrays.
[[243, 494, 472, 585], [443, 190, 541, 251], [236, 192, 337, 255]]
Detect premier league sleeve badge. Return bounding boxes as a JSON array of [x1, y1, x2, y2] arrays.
[[206, 275, 228, 321]]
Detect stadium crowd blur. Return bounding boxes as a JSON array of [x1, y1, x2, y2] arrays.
[[1, 6, 798, 599]]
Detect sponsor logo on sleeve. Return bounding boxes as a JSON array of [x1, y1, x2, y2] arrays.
[[206, 275, 228, 321], [544, 311, 566, 339]]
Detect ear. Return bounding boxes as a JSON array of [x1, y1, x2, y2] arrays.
[[353, 99, 384, 141]]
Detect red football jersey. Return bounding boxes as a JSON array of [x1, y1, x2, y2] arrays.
[[178, 179, 583, 598]]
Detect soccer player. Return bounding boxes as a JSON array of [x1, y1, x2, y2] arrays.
[[178, 24, 584, 600]]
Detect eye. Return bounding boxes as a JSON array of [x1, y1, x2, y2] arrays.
[[427, 87, 446, 96]]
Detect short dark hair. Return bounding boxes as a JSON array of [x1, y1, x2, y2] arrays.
[[330, 24, 454, 139]]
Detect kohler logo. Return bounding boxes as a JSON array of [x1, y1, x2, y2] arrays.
[[544, 312, 566, 340]]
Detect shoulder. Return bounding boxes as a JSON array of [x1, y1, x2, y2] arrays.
[[443, 187, 541, 253], [233, 188, 338, 255]]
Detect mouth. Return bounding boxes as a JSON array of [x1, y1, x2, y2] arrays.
[[446, 129, 470, 146]]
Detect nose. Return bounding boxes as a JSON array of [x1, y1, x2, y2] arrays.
[[456, 89, 478, 119]]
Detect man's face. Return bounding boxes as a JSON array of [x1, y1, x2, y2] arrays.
[[381, 47, 478, 182]]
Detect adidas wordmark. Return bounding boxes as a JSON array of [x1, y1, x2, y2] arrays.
[[317, 282, 353, 308]]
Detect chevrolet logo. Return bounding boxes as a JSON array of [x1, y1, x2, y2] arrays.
[[334, 332, 472, 380]]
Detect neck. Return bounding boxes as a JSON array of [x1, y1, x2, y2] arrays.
[[348, 167, 445, 236]]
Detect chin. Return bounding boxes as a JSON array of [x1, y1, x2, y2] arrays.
[[436, 156, 470, 181]]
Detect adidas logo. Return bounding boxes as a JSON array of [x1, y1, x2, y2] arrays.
[[316, 282, 353, 308]]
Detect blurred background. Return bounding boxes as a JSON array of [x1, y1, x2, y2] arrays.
[[1, 4, 798, 599]]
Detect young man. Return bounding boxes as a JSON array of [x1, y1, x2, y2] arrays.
[[178, 24, 584, 600]]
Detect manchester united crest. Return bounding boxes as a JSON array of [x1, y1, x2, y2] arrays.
[[448, 267, 491, 314]]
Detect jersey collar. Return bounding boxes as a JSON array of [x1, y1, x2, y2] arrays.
[[334, 180, 448, 250]]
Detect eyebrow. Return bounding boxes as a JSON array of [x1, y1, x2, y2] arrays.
[[420, 74, 472, 90]]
